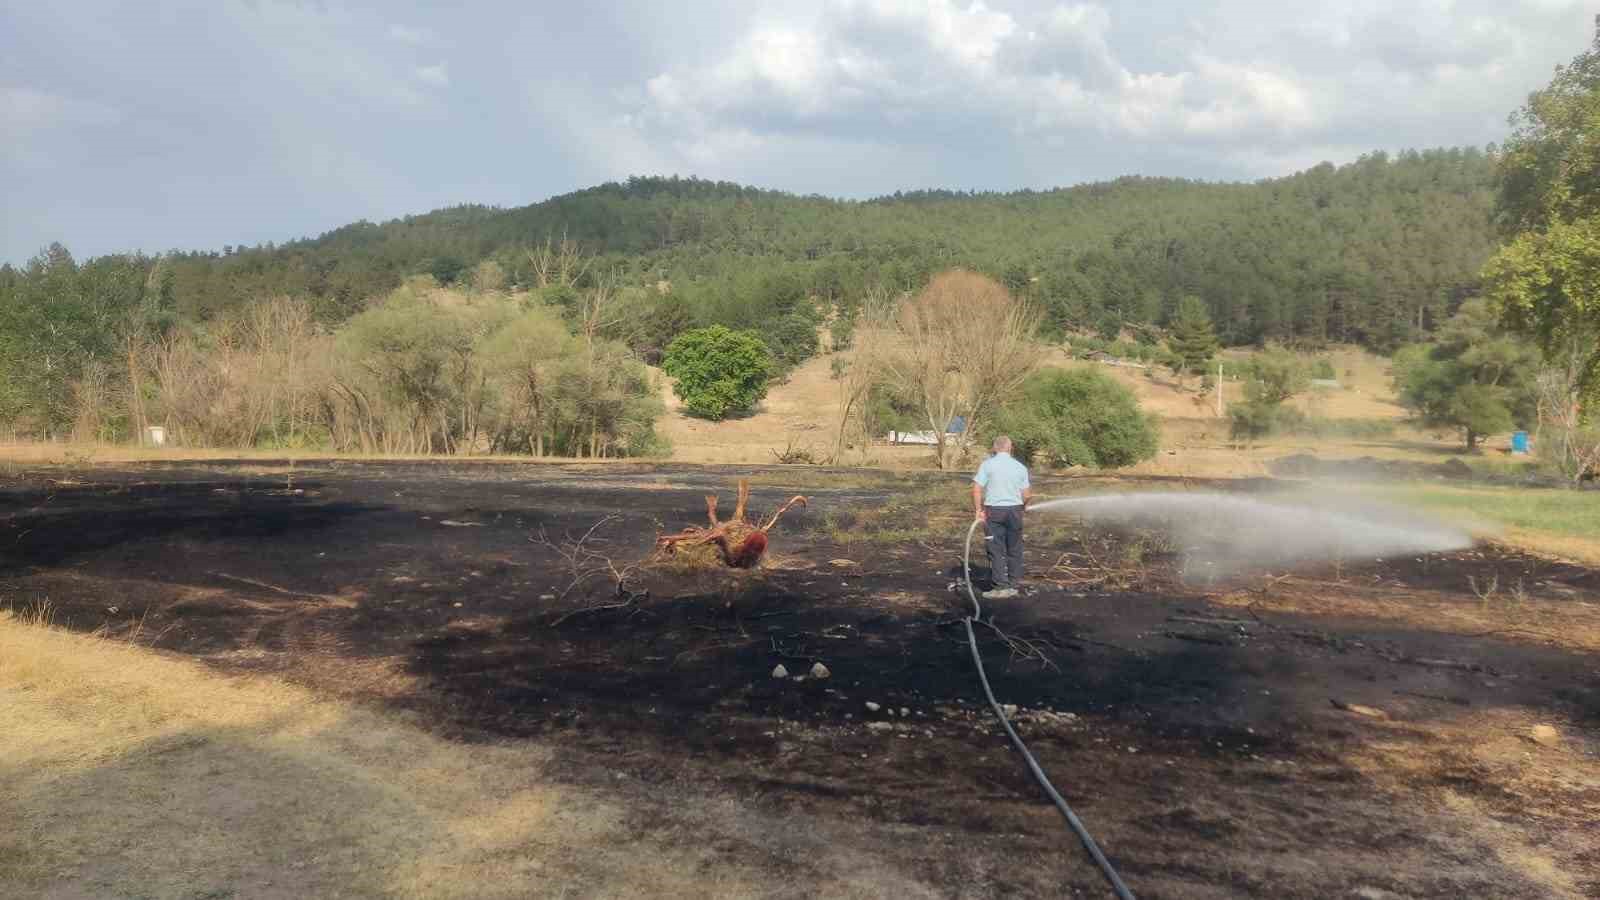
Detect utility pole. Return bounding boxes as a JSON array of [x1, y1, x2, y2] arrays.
[[1216, 360, 1224, 417]]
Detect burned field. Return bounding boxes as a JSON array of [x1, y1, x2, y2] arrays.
[[3, 461, 1598, 898]]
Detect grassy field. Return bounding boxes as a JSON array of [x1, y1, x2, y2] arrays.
[[0, 609, 924, 899], [1372, 482, 1600, 564]]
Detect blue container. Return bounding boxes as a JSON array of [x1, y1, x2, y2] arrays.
[[1511, 430, 1529, 454]]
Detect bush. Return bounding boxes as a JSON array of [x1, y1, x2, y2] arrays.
[[1229, 399, 1304, 442], [1239, 349, 1311, 404], [661, 325, 772, 420], [624, 426, 674, 459], [1538, 425, 1600, 482], [829, 311, 856, 352], [985, 368, 1159, 469], [1312, 358, 1337, 379], [1067, 335, 1111, 358]]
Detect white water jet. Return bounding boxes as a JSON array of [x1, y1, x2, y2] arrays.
[[1029, 491, 1473, 581]]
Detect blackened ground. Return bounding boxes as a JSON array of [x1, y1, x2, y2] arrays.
[[3, 460, 1597, 898]]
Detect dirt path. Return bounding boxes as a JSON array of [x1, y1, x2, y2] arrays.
[[3, 461, 1596, 897]]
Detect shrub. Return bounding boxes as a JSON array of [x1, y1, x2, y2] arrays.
[[985, 368, 1159, 469], [829, 311, 856, 352], [1240, 350, 1311, 404], [624, 426, 674, 459], [1312, 358, 1337, 379], [1229, 399, 1304, 442], [661, 325, 772, 420]]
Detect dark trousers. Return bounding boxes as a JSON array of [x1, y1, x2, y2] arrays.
[[984, 505, 1024, 587]]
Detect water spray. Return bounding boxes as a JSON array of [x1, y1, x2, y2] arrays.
[[1030, 492, 1472, 581]]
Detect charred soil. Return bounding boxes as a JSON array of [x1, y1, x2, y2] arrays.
[[4, 460, 1597, 898]]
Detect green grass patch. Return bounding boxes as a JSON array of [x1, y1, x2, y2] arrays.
[[1375, 482, 1600, 543]]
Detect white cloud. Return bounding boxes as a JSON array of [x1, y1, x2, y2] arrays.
[[3, 0, 1595, 262], [618, 0, 1590, 180], [415, 63, 449, 87]]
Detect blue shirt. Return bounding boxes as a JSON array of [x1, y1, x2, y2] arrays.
[[974, 452, 1030, 507]]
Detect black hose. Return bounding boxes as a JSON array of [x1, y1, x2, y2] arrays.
[[963, 518, 1136, 900]]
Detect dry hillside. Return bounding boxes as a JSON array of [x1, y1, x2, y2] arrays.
[[651, 342, 1413, 469]]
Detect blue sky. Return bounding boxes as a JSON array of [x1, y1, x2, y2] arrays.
[[2, 0, 1592, 263]]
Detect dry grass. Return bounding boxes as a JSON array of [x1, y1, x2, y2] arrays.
[[1212, 567, 1600, 655], [0, 440, 650, 467], [1332, 703, 1598, 900], [0, 612, 922, 899]]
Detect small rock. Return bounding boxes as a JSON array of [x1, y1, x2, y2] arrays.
[[899, 707, 910, 717], [865, 701, 881, 713], [829, 559, 857, 568], [771, 664, 789, 679], [538, 594, 556, 601], [1330, 699, 1387, 719], [452, 601, 463, 608], [867, 721, 894, 733], [810, 662, 831, 680], [1001, 704, 1019, 717], [1529, 724, 1561, 747]]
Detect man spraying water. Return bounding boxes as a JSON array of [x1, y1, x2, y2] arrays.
[[972, 435, 1031, 599]]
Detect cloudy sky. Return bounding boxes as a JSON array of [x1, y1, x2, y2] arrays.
[[2, 0, 1592, 263]]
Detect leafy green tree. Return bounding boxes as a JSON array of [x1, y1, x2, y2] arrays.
[[985, 368, 1158, 469], [1241, 349, 1311, 405], [1095, 310, 1123, 341], [1449, 384, 1516, 444], [661, 325, 772, 420], [1228, 349, 1312, 444], [0, 246, 149, 436], [1229, 399, 1303, 444], [1485, 221, 1600, 408], [334, 299, 457, 453], [428, 255, 468, 285], [1492, 20, 1600, 235], [1166, 296, 1219, 387], [1484, 19, 1600, 410], [551, 338, 665, 457], [481, 306, 572, 456], [760, 312, 821, 371], [1392, 299, 1539, 448]]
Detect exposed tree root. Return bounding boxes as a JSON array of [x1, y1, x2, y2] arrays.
[[653, 479, 808, 570]]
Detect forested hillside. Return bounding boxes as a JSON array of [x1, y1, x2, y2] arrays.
[[7, 147, 1495, 341], [0, 147, 1498, 441]]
